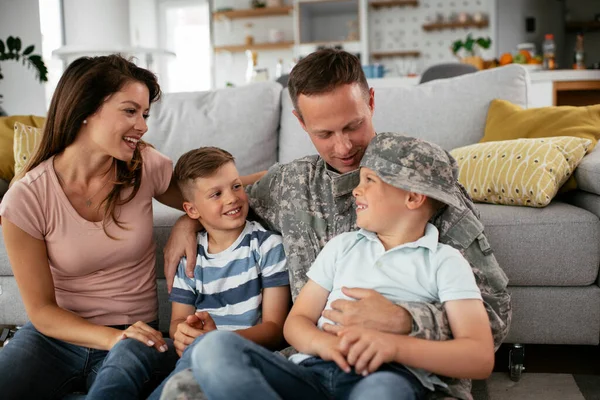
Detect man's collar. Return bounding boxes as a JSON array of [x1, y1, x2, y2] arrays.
[[357, 223, 440, 252], [322, 159, 360, 198]]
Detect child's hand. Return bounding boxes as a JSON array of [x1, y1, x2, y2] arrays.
[[313, 334, 351, 373], [338, 326, 398, 376], [173, 312, 218, 356]]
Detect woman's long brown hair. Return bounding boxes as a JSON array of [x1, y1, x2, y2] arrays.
[[20, 55, 161, 237]]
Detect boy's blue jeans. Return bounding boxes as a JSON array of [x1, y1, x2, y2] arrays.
[[147, 334, 208, 400], [190, 331, 427, 400], [0, 322, 177, 399]]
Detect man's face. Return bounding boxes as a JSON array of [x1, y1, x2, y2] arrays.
[[294, 83, 376, 174]]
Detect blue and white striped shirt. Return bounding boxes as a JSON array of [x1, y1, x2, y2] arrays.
[[170, 221, 289, 331]]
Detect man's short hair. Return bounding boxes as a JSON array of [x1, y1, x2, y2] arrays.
[[174, 147, 235, 201], [288, 49, 369, 119]]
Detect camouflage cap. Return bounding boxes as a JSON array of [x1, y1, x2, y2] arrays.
[[360, 132, 462, 209]]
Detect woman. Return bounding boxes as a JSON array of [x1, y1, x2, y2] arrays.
[[0, 55, 181, 399]]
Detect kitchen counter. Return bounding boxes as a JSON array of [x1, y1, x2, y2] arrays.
[[529, 69, 600, 82], [368, 67, 600, 107]]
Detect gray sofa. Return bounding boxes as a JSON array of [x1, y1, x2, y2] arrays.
[[1, 65, 599, 354]]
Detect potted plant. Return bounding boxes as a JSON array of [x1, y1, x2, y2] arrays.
[[0, 36, 48, 115], [451, 34, 492, 70]]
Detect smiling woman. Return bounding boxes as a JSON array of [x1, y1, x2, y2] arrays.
[[0, 54, 184, 399]]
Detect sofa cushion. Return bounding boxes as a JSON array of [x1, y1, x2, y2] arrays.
[[13, 122, 42, 179], [145, 82, 282, 175], [481, 99, 600, 147], [476, 201, 600, 286], [575, 146, 600, 196], [152, 201, 186, 280], [0, 115, 45, 182], [451, 137, 592, 207], [278, 65, 530, 163], [373, 64, 529, 150], [278, 89, 317, 164]]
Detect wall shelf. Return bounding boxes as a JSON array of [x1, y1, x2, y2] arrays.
[[369, 0, 418, 9], [213, 6, 293, 21], [214, 41, 295, 53], [422, 21, 489, 31], [371, 50, 420, 59], [565, 21, 600, 33]]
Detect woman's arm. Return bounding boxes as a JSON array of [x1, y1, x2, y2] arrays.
[[3, 219, 167, 352], [235, 286, 290, 350]]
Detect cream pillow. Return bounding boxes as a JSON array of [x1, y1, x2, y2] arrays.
[[13, 121, 42, 179], [451, 137, 591, 207]]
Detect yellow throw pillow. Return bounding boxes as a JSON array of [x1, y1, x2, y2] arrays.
[[451, 137, 592, 207], [0, 115, 45, 181], [13, 121, 43, 179], [482, 99, 600, 148]]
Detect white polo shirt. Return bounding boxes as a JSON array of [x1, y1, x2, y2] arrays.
[[291, 223, 482, 391], [310, 223, 482, 330]]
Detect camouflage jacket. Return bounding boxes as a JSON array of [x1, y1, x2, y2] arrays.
[[248, 155, 512, 400]]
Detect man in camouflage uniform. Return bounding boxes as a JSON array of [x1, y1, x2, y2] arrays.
[[162, 49, 511, 400]]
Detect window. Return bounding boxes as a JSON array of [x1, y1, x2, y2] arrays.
[[158, 0, 213, 92], [38, 0, 64, 109]]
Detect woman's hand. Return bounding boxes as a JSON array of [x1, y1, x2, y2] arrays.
[[110, 321, 169, 352]]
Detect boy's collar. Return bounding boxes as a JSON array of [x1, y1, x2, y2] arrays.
[[357, 223, 440, 252]]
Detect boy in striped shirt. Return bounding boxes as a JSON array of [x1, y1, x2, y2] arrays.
[[148, 147, 290, 399]]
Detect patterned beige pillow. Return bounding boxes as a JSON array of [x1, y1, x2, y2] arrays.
[[451, 137, 591, 207], [13, 121, 42, 178]]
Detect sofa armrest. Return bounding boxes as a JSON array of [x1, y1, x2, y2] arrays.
[[575, 146, 600, 196]]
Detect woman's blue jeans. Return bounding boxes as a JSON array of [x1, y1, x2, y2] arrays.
[[0, 322, 177, 399], [191, 331, 427, 400]]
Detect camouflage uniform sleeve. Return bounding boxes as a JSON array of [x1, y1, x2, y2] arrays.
[[396, 301, 451, 341], [246, 163, 284, 233]]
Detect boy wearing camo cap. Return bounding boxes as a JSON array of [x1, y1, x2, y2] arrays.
[[191, 132, 494, 400]]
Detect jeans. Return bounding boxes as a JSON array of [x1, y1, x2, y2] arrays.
[[147, 334, 207, 400], [191, 331, 427, 400], [0, 322, 177, 400]]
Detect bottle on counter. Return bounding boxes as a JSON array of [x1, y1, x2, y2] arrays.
[[573, 33, 586, 70], [542, 33, 556, 70], [275, 58, 284, 79]]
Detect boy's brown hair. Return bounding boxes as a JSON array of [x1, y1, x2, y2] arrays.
[[288, 48, 369, 120], [174, 147, 235, 201]]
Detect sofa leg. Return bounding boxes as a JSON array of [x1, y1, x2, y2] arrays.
[[508, 343, 525, 382]]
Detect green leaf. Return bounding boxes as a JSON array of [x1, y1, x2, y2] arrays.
[[476, 37, 492, 49], [6, 36, 15, 52], [464, 34, 475, 54], [451, 40, 463, 54], [0, 40, 4, 54], [22, 45, 34, 55], [14, 37, 21, 52]]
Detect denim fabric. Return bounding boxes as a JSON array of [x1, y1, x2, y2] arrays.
[[148, 334, 208, 400], [190, 331, 426, 400], [0, 322, 177, 400]]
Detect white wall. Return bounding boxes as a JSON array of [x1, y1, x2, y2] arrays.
[[496, 0, 563, 59], [0, 0, 47, 115]]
